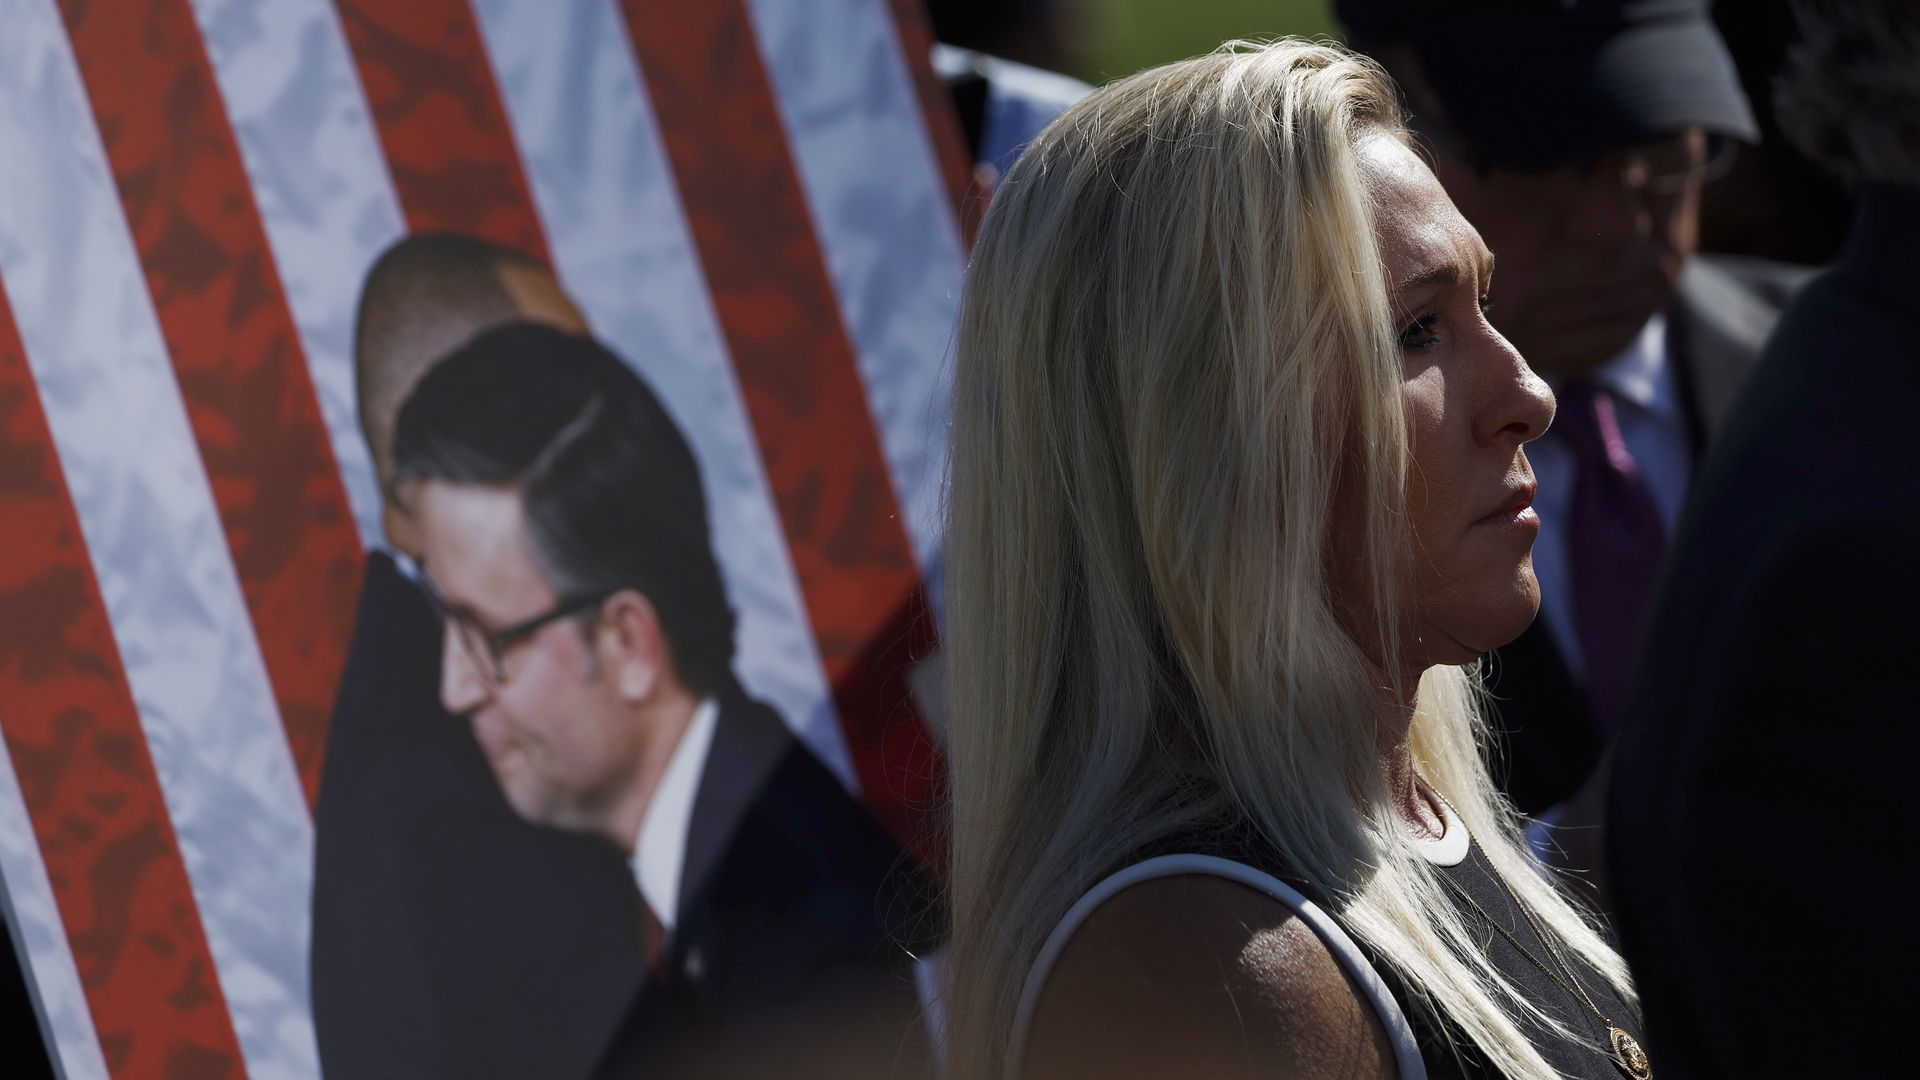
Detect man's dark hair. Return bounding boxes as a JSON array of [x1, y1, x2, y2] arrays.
[[391, 322, 737, 696]]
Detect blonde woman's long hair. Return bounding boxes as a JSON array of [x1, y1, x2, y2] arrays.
[[944, 39, 1634, 1079]]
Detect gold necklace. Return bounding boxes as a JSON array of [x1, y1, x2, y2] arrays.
[[1434, 859, 1652, 1080]]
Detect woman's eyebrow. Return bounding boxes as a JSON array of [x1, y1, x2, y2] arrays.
[[1392, 259, 1463, 297], [1394, 248, 1497, 299]]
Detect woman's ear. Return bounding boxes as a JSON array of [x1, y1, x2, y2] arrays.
[[598, 588, 664, 703]]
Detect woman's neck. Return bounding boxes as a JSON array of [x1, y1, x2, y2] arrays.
[[1382, 740, 1445, 841], [1378, 671, 1446, 842]]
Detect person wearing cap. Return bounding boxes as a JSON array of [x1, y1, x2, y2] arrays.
[[1609, 2, 1920, 1073], [1338, 0, 1813, 879]]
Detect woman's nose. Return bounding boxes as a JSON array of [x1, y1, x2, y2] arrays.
[[1477, 335, 1556, 447]]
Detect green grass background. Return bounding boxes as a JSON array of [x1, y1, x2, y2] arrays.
[[1075, 0, 1339, 84]]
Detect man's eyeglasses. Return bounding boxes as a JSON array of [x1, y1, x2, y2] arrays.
[[418, 572, 613, 685], [1408, 113, 1733, 197], [1609, 133, 1734, 196]]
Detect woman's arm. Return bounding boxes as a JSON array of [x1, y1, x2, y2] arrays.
[[1021, 875, 1398, 1080]]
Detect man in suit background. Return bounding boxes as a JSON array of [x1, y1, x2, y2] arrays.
[[1609, 3, 1920, 1073], [393, 323, 931, 1078], [1338, 0, 1809, 880], [311, 234, 650, 1079]]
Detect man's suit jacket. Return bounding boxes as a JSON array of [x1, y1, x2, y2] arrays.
[[1483, 254, 1813, 814], [311, 551, 649, 1079], [1606, 186, 1920, 1078], [586, 685, 936, 1079]]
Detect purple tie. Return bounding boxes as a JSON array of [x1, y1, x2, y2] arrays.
[[1555, 381, 1667, 733]]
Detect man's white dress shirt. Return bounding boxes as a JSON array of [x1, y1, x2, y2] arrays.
[[628, 697, 720, 931]]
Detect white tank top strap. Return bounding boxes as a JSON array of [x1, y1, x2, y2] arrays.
[[1008, 853, 1426, 1080]]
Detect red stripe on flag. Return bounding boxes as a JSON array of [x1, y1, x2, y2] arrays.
[[0, 283, 246, 1080], [56, 0, 364, 809], [618, 1, 946, 871], [883, 0, 988, 242], [335, 0, 551, 262]]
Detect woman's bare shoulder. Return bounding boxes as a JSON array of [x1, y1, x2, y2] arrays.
[[1020, 873, 1398, 1080]]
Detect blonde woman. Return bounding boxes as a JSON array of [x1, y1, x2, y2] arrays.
[[944, 40, 1647, 1080]]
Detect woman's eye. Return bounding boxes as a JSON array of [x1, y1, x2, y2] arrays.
[[1399, 313, 1441, 350]]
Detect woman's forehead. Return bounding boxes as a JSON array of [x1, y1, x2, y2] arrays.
[[1356, 132, 1492, 294]]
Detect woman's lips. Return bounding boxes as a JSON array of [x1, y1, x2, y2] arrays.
[[1477, 486, 1539, 530]]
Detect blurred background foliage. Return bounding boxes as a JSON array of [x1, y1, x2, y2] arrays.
[[929, 0, 1339, 86], [1082, 0, 1338, 83]]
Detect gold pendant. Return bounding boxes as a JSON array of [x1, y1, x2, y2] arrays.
[[1609, 1026, 1652, 1079]]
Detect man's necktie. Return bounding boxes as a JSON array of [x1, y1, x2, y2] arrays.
[[642, 902, 668, 977], [1555, 381, 1668, 733]]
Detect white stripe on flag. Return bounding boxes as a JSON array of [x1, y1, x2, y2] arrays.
[[746, 0, 966, 608], [187, 0, 409, 553], [0, 738, 109, 1080], [469, 0, 854, 789], [0, 4, 319, 1078]]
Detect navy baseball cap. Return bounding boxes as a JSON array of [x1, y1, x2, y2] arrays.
[[1337, 0, 1759, 170]]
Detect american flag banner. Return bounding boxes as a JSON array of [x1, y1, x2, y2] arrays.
[[0, 0, 970, 1075]]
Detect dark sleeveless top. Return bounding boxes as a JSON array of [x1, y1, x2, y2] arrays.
[[1144, 826, 1643, 1079], [1391, 839, 1641, 1079]]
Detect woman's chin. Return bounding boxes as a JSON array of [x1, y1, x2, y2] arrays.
[[1477, 561, 1544, 647], [1410, 563, 1541, 665], [1419, 595, 1542, 667]]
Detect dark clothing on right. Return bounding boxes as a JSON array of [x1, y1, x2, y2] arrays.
[[1608, 185, 1920, 1078]]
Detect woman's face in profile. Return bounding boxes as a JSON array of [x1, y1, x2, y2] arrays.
[[1353, 132, 1556, 672]]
